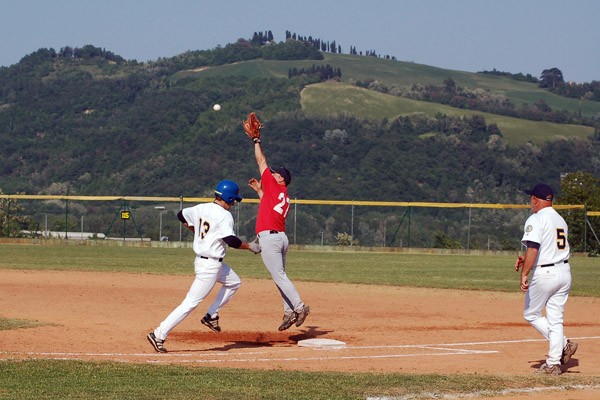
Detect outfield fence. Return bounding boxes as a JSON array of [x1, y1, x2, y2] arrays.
[[1, 194, 597, 252]]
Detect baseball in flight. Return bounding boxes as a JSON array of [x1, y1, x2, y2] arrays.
[[213, 104, 221, 111]]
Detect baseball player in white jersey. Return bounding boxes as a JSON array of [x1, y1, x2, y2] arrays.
[[147, 180, 261, 353], [515, 183, 578, 375]]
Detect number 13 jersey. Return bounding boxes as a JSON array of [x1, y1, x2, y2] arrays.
[[182, 202, 235, 259]]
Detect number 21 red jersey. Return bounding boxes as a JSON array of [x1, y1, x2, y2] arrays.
[[255, 169, 290, 233]]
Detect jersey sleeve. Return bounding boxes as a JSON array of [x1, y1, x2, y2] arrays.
[[261, 168, 276, 190], [220, 211, 236, 238], [521, 214, 541, 246], [181, 206, 196, 227]]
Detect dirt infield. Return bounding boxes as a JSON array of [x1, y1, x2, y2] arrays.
[[1, 269, 600, 399]]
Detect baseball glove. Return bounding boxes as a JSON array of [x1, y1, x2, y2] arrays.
[[248, 238, 261, 254], [243, 112, 263, 142]]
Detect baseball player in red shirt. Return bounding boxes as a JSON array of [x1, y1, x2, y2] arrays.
[[248, 138, 310, 331]]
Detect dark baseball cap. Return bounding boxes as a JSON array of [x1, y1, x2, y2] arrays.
[[524, 183, 554, 201], [270, 167, 291, 186]]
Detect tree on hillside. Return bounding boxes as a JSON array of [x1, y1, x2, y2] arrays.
[[443, 77, 456, 93], [251, 31, 273, 45], [539, 67, 564, 89], [557, 172, 600, 252]]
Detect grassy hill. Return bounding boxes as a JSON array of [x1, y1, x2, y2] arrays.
[[300, 81, 595, 146], [176, 53, 599, 146], [320, 54, 599, 112], [177, 52, 600, 117], [1, 44, 599, 249]]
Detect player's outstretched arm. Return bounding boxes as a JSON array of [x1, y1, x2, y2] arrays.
[[223, 235, 261, 254], [253, 141, 268, 175]]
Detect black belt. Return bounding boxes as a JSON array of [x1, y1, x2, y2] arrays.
[[540, 259, 568, 268], [258, 230, 280, 238], [200, 256, 223, 262]]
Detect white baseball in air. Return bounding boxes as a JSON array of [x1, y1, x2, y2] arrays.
[[213, 104, 221, 111]]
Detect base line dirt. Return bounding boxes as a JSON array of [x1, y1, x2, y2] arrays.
[[1, 269, 599, 399]]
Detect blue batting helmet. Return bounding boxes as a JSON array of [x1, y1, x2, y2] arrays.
[[214, 180, 243, 204]]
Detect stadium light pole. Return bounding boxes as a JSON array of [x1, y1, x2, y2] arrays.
[[154, 206, 165, 241]]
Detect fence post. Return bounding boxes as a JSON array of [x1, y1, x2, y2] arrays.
[[351, 203, 354, 247], [179, 196, 183, 242], [294, 199, 297, 244], [467, 206, 472, 251], [4, 199, 9, 237], [65, 187, 69, 239], [408, 206, 411, 248], [584, 206, 587, 253]]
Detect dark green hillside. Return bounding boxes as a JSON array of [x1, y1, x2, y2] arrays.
[[1, 40, 599, 250], [1, 42, 599, 202]]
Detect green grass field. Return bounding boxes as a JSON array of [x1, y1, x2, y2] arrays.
[[4, 359, 599, 400], [1, 243, 599, 295], [1, 242, 599, 399]]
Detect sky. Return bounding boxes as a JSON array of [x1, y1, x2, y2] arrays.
[[1, 0, 599, 83]]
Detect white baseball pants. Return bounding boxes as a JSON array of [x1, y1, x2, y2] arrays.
[[523, 262, 571, 365], [154, 257, 241, 340]]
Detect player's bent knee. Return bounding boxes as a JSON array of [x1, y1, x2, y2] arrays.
[[523, 312, 541, 323]]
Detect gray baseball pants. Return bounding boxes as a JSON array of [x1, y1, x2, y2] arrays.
[[257, 230, 304, 315]]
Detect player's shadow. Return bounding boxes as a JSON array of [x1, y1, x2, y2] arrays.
[[530, 358, 580, 374], [287, 325, 331, 342], [203, 325, 334, 352]]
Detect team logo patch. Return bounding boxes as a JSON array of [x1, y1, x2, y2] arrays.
[[525, 225, 533, 233]]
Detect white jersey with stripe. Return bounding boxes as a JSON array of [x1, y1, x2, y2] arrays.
[[521, 206, 569, 266], [181, 202, 235, 259]]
